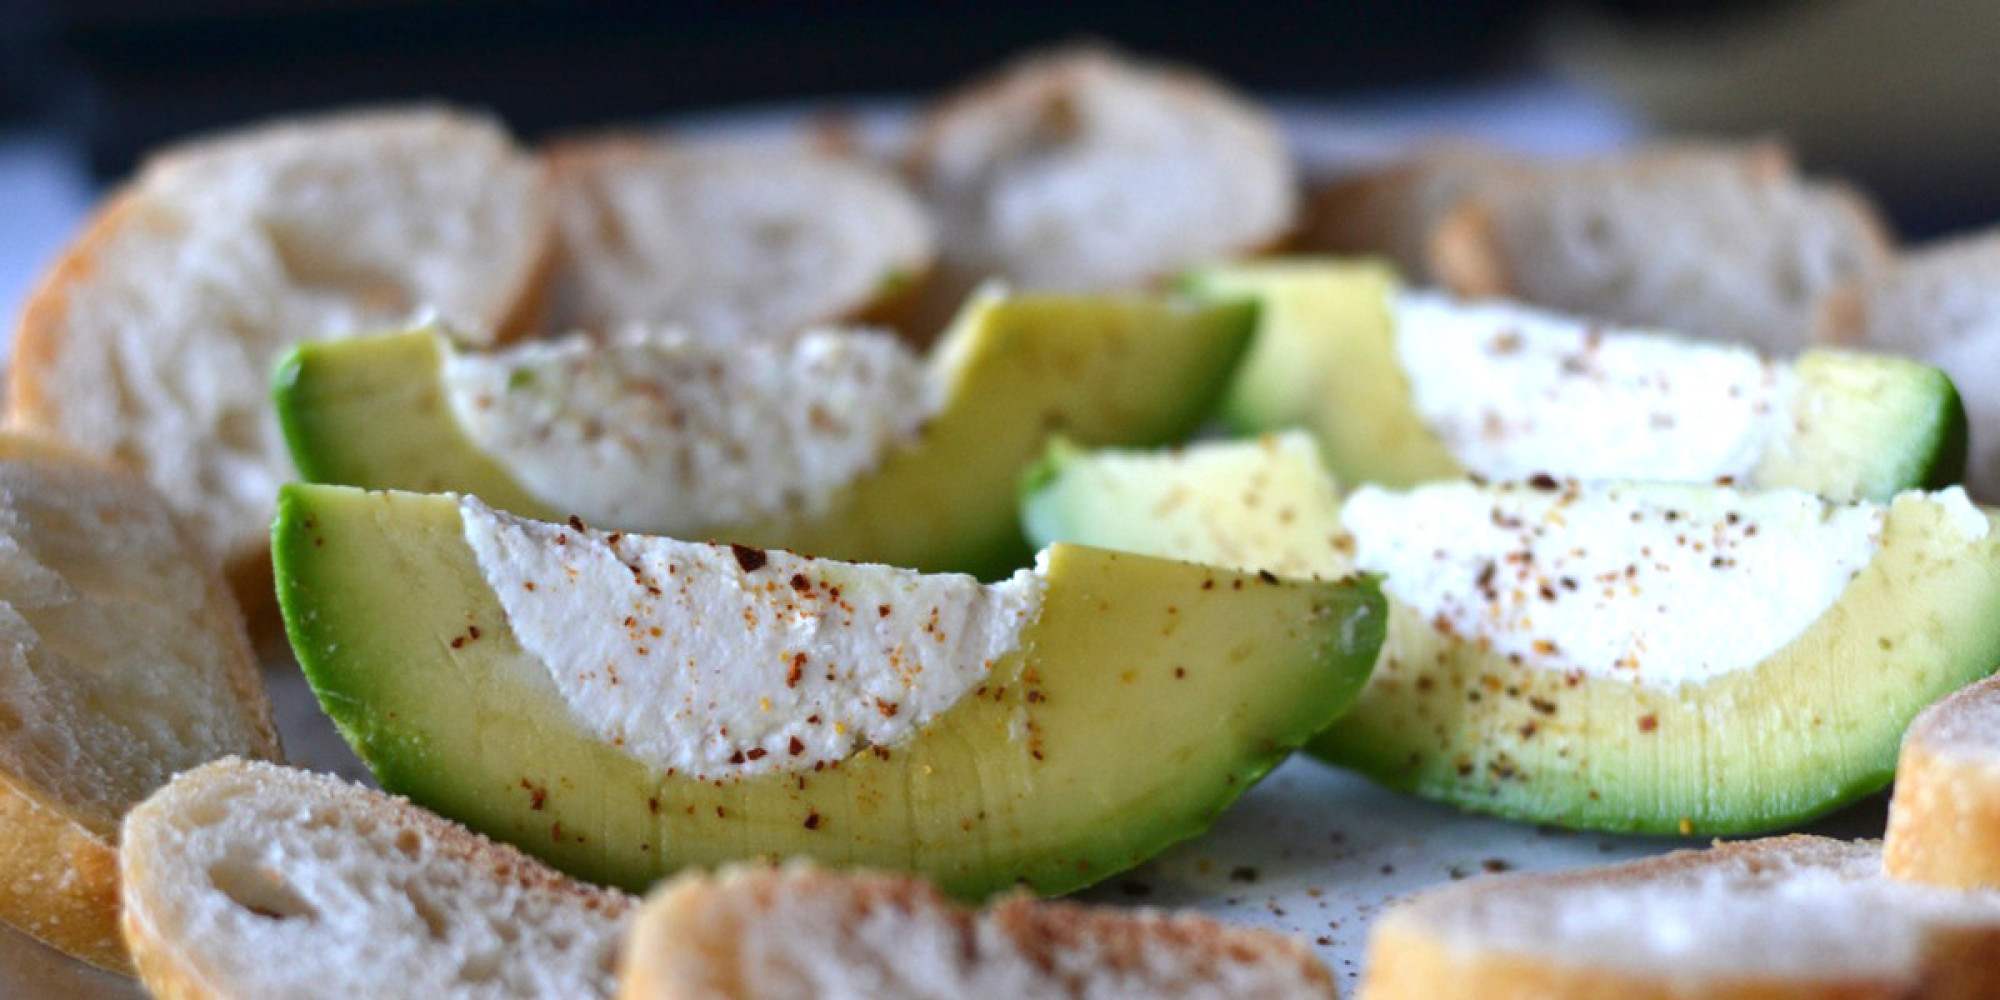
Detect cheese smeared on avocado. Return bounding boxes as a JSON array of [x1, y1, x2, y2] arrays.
[[442, 330, 937, 534], [1395, 292, 1795, 482], [460, 498, 1043, 779], [1340, 482, 1952, 687]]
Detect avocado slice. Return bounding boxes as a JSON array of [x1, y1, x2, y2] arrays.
[[1022, 436, 2000, 834], [1185, 260, 1966, 502], [274, 292, 1255, 580], [274, 483, 1385, 897]]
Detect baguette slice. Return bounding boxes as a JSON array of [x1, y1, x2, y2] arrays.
[[618, 864, 1335, 1000], [546, 138, 934, 340], [1304, 143, 1893, 355], [1886, 673, 2000, 888], [121, 758, 635, 1000], [9, 106, 550, 597], [1360, 836, 2000, 1000], [1300, 143, 1521, 283], [1818, 229, 2000, 500], [1429, 143, 1892, 354], [0, 433, 277, 973], [908, 46, 1296, 295]]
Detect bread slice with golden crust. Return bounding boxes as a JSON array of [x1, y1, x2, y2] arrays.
[[1359, 836, 2000, 1000], [121, 758, 635, 1000], [1299, 143, 1521, 283], [1302, 143, 1892, 355], [545, 138, 934, 341], [1432, 142, 1892, 355], [1886, 673, 2000, 888], [619, 864, 1336, 999], [907, 46, 1296, 297], [1817, 229, 2000, 500], [0, 433, 277, 974], [8, 106, 550, 596]]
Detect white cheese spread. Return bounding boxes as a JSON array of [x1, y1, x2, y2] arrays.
[[442, 328, 937, 536], [1342, 481, 1910, 688], [1395, 292, 1795, 482], [460, 498, 1045, 779]]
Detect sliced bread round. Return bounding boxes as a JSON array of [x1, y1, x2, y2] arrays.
[[1360, 836, 2000, 1000], [545, 137, 934, 341], [1427, 143, 1893, 355], [908, 46, 1296, 295], [1299, 143, 1523, 283], [8, 106, 550, 594], [0, 434, 277, 973], [1817, 229, 2000, 500], [1886, 673, 2000, 888], [121, 758, 634, 1000], [618, 863, 1335, 999]]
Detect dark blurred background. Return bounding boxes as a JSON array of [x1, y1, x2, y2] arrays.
[[0, 0, 1550, 178], [0, 0, 1993, 233]]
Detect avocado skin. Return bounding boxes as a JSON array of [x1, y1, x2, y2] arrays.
[[1919, 378, 1971, 492], [274, 483, 1384, 898], [273, 295, 1256, 582]]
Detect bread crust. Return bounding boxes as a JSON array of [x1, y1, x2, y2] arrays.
[[1362, 916, 1906, 1000], [1886, 675, 2000, 889], [1359, 837, 2000, 1000], [0, 778, 127, 975], [7, 189, 145, 434]]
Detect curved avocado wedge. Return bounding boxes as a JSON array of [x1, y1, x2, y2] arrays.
[[274, 292, 1255, 580], [273, 483, 1385, 898], [1022, 436, 2000, 835], [1186, 260, 1967, 502]]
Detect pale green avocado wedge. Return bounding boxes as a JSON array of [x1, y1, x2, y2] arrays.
[[1022, 435, 2000, 835], [273, 292, 1256, 580], [1185, 259, 1967, 502], [274, 483, 1385, 898]]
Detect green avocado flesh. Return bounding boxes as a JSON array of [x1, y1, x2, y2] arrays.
[[274, 483, 1385, 897], [1187, 260, 1967, 502], [273, 293, 1255, 580], [1021, 438, 2000, 835]]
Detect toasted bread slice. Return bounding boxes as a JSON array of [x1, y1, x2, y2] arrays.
[[1818, 229, 2000, 499], [8, 106, 550, 595], [0, 434, 277, 973], [618, 864, 1335, 999], [1299, 143, 1521, 282], [545, 138, 934, 341], [1360, 836, 2000, 1000], [1886, 673, 2000, 888], [1303, 143, 1892, 354], [1430, 143, 1893, 354], [121, 758, 634, 1000], [908, 45, 1295, 297]]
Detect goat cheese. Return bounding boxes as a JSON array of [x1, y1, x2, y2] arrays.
[[460, 498, 1045, 779], [443, 329, 937, 536], [1341, 481, 1922, 688], [1395, 292, 1795, 482]]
